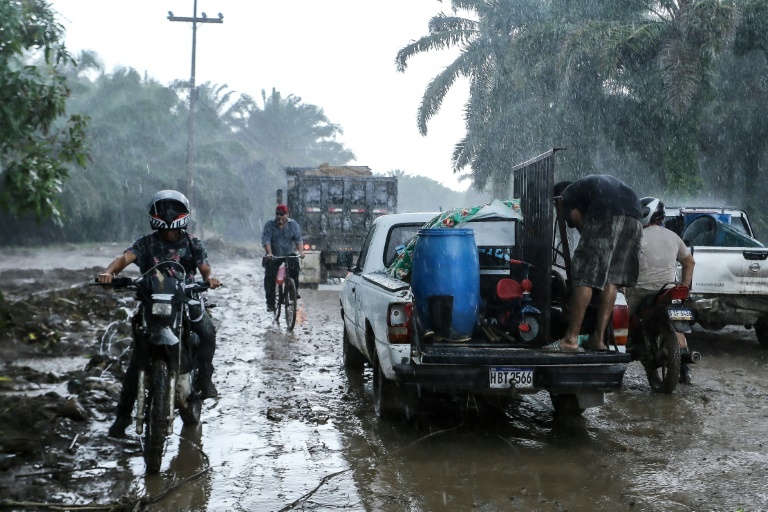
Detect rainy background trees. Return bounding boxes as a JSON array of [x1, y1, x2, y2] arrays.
[[398, 0, 768, 237], [3, 0, 768, 244]]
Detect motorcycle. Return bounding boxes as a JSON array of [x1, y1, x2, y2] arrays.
[[96, 263, 214, 473], [628, 283, 700, 393]]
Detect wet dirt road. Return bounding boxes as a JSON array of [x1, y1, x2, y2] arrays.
[[3, 252, 768, 511]]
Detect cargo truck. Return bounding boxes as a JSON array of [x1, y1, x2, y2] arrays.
[[278, 164, 398, 284]]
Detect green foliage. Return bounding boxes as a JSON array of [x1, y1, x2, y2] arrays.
[[0, 54, 357, 245], [399, 0, 755, 203], [0, 0, 88, 220]]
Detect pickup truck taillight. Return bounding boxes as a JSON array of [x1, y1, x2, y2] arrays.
[[387, 302, 412, 344], [612, 302, 629, 346]]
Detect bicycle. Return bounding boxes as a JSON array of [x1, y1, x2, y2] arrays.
[[270, 255, 300, 330]]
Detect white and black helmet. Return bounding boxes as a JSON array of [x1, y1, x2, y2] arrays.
[[148, 190, 190, 230], [640, 196, 665, 227]]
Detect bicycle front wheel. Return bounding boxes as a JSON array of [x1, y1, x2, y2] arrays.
[[274, 283, 282, 321], [284, 277, 297, 330]]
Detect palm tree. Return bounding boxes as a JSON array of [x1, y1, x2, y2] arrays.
[[397, 0, 550, 196], [560, 0, 740, 193], [400, 1, 742, 196]]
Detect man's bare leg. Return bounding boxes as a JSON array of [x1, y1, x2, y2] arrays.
[[591, 284, 617, 350], [561, 285, 593, 348]]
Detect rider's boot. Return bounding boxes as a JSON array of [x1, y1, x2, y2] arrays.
[[197, 361, 218, 399], [108, 411, 132, 437], [108, 366, 139, 437]]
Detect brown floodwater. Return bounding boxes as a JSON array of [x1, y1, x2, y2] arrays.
[[3, 252, 768, 511]]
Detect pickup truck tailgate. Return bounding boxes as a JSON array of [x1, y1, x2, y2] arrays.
[[393, 345, 632, 392], [692, 246, 768, 294]]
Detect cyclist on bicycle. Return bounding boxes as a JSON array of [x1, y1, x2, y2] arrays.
[[262, 204, 304, 312]]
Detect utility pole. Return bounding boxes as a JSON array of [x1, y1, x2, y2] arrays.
[[168, 2, 223, 215]]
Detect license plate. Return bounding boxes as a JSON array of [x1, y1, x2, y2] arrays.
[[667, 308, 693, 321], [489, 367, 533, 389]]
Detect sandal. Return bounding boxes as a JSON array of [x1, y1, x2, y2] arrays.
[[583, 336, 609, 352], [541, 340, 585, 353]]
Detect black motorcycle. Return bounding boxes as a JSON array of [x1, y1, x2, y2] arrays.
[[97, 263, 214, 473], [628, 283, 700, 393]]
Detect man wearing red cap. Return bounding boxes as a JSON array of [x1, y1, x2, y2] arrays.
[[262, 204, 304, 312]]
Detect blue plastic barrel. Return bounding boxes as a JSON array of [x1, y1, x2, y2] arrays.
[[411, 228, 480, 340]]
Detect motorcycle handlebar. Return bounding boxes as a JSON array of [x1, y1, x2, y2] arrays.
[[91, 277, 216, 292], [91, 277, 136, 288]]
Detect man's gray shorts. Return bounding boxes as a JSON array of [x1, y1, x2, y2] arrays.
[[572, 215, 642, 290]]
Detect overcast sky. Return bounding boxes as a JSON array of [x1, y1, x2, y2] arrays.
[[50, 0, 473, 191]]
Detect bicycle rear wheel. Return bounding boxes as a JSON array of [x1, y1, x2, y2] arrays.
[[284, 277, 297, 330], [274, 283, 282, 321]]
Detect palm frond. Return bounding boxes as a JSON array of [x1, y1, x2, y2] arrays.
[[428, 13, 478, 35], [598, 20, 667, 76], [416, 49, 482, 134], [396, 28, 476, 72], [660, 38, 701, 116]]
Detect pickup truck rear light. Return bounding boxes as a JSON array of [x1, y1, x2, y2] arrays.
[[387, 302, 412, 344], [612, 302, 629, 345]]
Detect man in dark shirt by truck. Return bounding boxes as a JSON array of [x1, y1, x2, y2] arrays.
[[547, 174, 643, 352], [262, 204, 304, 312]]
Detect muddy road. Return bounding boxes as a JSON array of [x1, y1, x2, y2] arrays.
[[1, 247, 767, 511]]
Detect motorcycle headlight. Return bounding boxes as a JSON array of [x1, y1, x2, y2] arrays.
[[151, 302, 173, 316]]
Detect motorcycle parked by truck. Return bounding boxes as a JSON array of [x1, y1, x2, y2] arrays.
[[628, 282, 700, 393]]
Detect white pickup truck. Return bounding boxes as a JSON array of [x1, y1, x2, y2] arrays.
[[340, 211, 633, 419], [665, 207, 768, 347]]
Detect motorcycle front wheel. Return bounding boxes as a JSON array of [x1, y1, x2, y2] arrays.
[[641, 323, 681, 394], [144, 359, 170, 474]]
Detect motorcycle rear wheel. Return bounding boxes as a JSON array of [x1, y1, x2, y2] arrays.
[[641, 323, 681, 394], [144, 360, 170, 474]]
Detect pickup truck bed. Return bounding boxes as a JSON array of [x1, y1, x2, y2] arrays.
[[341, 210, 632, 419]]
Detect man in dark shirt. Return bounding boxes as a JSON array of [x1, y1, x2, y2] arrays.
[[97, 190, 221, 436], [547, 175, 642, 352], [262, 204, 304, 312]]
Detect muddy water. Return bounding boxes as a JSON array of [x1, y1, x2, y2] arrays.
[[7, 253, 767, 511]]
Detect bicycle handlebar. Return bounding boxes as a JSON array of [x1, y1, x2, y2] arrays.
[[269, 254, 302, 261]]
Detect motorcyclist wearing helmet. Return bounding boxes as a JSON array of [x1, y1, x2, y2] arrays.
[[97, 190, 221, 437], [626, 196, 696, 383]]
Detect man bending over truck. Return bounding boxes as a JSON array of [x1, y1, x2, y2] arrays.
[[546, 175, 643, 353], [262, 203, 304, 312]]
